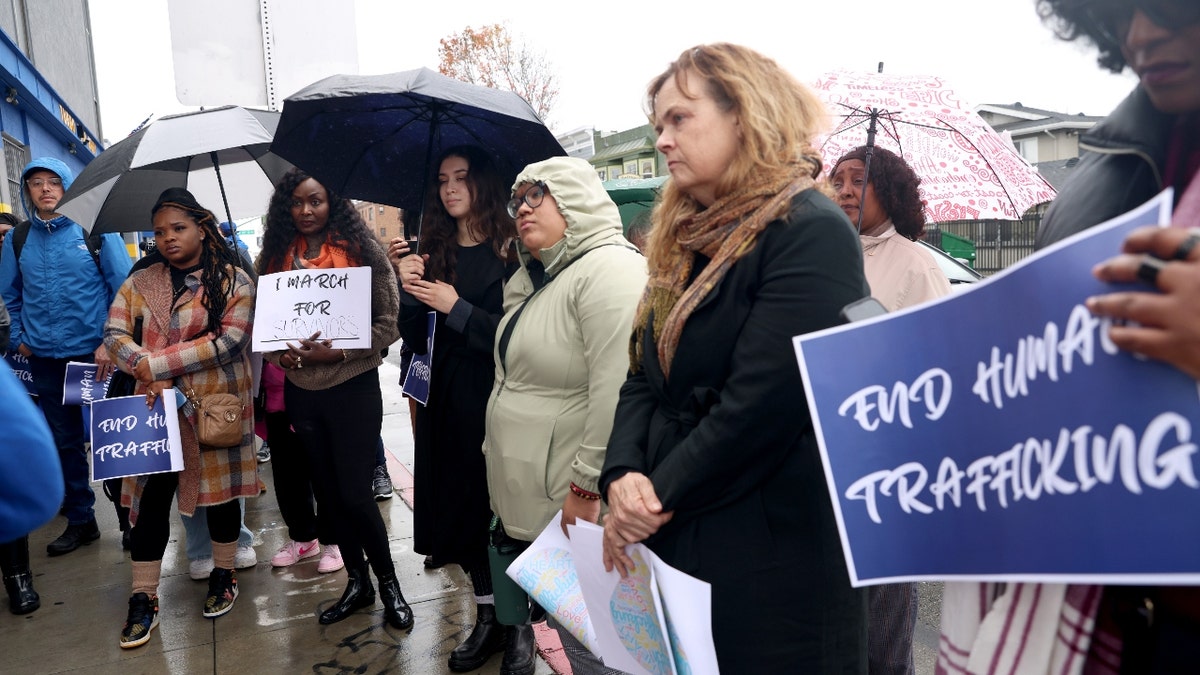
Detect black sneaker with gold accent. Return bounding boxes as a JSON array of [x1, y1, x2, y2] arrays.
[[203, 567, 238, 618], [119, 593, 159, 649]]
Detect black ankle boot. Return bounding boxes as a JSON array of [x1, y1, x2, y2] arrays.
[[377, 572, 413, 629], [448, 603, 505, 671], [500, 623, 536, 675], [1, 537, 40, 615], [318, 565, 375, 625]]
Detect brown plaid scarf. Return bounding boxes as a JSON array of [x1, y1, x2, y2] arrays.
[[630, 161, 816, 378]]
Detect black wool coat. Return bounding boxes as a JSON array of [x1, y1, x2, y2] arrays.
[[601, 188, 871, 673]]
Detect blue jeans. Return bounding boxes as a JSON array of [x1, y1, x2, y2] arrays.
[[181, 499, 254, 560], [28, 355, 95, 525]]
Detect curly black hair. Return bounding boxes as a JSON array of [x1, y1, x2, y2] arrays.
[[418, 145, 515, 284], [150, 191, 240, 336], [256, 168, 375, 275], [1036, 0, 1129, 73], [832, 146, 926, 240]]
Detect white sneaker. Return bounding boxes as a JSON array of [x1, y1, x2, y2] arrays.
[[234, 545, 257, 570], [189, 556, 215, 581], [317, 544, 344, 573], [271, 539, 321, 568]]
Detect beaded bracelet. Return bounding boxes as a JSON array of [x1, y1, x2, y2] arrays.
[[569, 482, 601, 501]]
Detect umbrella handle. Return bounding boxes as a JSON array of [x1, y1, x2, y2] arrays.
[[209, 151, 236, 230]]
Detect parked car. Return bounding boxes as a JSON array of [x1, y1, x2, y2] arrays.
[[919, 239, 983, 286]]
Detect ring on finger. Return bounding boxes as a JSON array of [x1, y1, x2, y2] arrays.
[[1173, 230, 1200, 261], [1137, 255, 1167, 287]]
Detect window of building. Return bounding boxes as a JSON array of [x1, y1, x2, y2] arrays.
[[3, 134, 29, 210], [378, 205, 384, 213], [380, 227, 386, 237], [1013, 137, 1039, 164], [597, 168, 607, 181]]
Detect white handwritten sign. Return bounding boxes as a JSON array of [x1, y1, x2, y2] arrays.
[[252, 267, 372, 351]]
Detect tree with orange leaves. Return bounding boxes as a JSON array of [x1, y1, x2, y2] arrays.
[[437, 23, 559, 125]]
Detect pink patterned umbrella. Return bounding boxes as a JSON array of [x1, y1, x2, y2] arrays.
[[812, 71, 1057, 222]]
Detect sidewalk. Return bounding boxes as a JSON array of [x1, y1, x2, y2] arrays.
[[0, 358, 562, 674]]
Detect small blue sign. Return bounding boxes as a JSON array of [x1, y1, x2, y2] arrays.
[[90, 391, 183, 481], [402, 311, 436, 406], [3, 350, 36, 396], [62, 361, 111, 405], [794, 191, 1200, 585]]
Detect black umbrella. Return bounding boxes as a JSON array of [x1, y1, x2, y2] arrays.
[[58, 106, 292, 235], [270, 68, 565, 219]]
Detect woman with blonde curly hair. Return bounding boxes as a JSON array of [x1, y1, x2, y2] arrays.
[[600, 43, 870, 671]]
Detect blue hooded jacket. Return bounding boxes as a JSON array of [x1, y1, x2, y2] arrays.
[[0, 157, 131, 358]]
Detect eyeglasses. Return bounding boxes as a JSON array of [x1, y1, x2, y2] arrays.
[[26, 177, 62, 190], [1087, 0, 1200, 46], [506, 182, 547, 219]]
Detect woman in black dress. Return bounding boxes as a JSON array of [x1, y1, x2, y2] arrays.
[[390, 145, 516, 673]]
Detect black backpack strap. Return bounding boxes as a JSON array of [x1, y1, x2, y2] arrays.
[[10, 220, 29, 261], [84, 231, 104, 274], [497, 242, 631, 375]]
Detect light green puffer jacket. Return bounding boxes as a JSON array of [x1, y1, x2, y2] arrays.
[[484, 156, 648, 541]]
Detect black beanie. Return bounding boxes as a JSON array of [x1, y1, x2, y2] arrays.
[[152, 187, 206, 217]]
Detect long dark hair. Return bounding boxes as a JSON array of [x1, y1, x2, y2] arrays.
[[150, 189, 240, 336], [256, 168, 375, 274], [832, 146, 927, 240], [419, 145, 515, 283]]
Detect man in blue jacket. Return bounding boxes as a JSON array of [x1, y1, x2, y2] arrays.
[[0, 157, 131, 555]]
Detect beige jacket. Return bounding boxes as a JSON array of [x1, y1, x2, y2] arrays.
[[861, 223, 952, 311], [484, 157, 647, 540]]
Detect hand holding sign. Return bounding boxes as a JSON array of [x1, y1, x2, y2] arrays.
[[793, 190, 1200, 586], [253, 267, 372, 352], [1088, 225, 1200, 380]]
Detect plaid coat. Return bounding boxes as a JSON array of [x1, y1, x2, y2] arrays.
[[104, 261, 258, 522]]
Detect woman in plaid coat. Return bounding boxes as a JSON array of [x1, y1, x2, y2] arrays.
[[103, 187, 257, 649]]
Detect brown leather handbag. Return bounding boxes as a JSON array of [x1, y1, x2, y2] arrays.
[[185, 388, 244, 448]]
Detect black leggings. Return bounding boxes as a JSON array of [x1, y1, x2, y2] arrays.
[[129, 472, 241, 562], [285, 369, 393, 579], [266, 410, 331, 543]]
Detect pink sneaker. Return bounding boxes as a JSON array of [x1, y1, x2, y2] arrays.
[[317, 544, 344, 573], [270, 539, 320, 568]]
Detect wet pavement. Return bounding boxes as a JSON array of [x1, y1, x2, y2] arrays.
[[2, 353, 943, 674], [0, 358, 559, 674]]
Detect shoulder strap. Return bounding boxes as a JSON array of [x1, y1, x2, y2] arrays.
[[85, 231, 104, 274], [496, 242, 629, 375], [10, 221, 30, 262]]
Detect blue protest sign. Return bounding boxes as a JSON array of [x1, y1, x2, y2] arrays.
[[402, 311, 435, 406], [90, 390, 184, 481], [794, 191, 1200, 585], [3, 350, 36, 396], [62, 361, 111, 405]]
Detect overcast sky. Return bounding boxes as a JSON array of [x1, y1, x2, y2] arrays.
[[87, 0, 1137, 144]]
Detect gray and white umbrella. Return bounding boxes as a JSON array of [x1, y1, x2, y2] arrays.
[[58, 106, 292, 234]]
